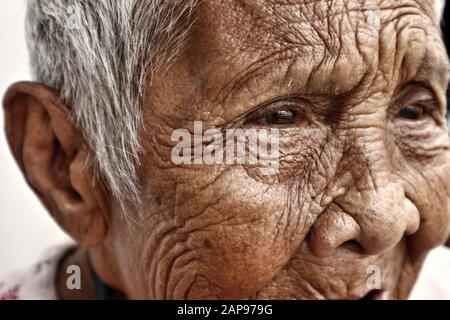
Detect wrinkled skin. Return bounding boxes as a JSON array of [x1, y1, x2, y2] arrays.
[[5, 0, 450, 300], [103, 0, 450, 299]]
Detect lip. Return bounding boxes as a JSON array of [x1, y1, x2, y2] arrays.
[[360, 289, 387, 300], [339, 289, 387, 300]]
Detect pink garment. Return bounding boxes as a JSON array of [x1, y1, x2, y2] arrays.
[[409, 246, 450, 299], [1, 244, 450, 300], [0, 244, 69, 300]]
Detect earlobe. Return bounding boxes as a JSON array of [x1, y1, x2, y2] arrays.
[[3, 81, 108, 246]]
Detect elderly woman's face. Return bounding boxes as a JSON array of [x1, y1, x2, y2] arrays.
[[107, 0, 450, 299]]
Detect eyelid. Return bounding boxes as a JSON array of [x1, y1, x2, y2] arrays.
[[391, 85, 440, 116], [411, 98, 438, 111], [245, 100, 303, 122], [220, 99, 299, 130]]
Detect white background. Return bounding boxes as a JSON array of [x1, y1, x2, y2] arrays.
[[0, 0, 71, 275]]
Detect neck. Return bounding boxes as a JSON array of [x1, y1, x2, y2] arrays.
[[57, 246, 126, 300]]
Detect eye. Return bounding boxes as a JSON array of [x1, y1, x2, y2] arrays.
[[242, 100, 306, 128], [396, 99, 438, 121], [260, 109, 298, 125], [395, 104, 425, 120], [263, 109, 297, 125]]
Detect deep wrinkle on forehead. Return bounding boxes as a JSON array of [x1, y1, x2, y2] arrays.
[[189, 0, 448, 124]]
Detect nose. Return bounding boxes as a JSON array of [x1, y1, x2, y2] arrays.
[[309, 184, 420, 257]]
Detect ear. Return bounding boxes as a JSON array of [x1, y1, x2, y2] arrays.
[[3, 82, 108, 246]]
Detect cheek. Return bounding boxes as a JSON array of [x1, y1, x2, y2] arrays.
[[187, 224, 287, 299], [126, 127, 337, 299], [177, 172, 305, 299], [174, 165, 333, 299], [408, 153, 450, 254]]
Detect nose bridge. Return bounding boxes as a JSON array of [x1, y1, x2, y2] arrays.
[[343, 129, 392, 191]]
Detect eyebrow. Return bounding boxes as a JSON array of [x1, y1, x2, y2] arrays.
[[415, 53, 450, 85], [400, 52, 450, 118], [214, 43, 450, 125]]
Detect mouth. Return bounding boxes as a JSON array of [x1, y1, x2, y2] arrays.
[[360, 289, 387, 300], [339, 289, 387, 300]]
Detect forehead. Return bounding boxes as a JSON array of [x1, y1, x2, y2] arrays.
[[185, 0, 445, 112], [200, 0, 436, 47]]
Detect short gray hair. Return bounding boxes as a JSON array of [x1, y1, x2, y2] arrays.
[[26, 0, 198, 212]]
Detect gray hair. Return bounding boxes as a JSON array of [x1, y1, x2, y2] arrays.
[[26, 0, 198, 213]]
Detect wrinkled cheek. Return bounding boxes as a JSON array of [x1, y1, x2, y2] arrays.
[[186, 223, 304, 299], [162, 174, 313, 298], [410, 162, 450, 256], [415, 198, 450, 251]]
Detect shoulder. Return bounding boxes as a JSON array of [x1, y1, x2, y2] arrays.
[[0, 244, 74, 300], [410, 246, 450, 300]]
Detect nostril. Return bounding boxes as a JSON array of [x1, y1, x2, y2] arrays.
[[309, 208, 361, 258], [404, 195, 420, 236], [339, 240, 365, 254]]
